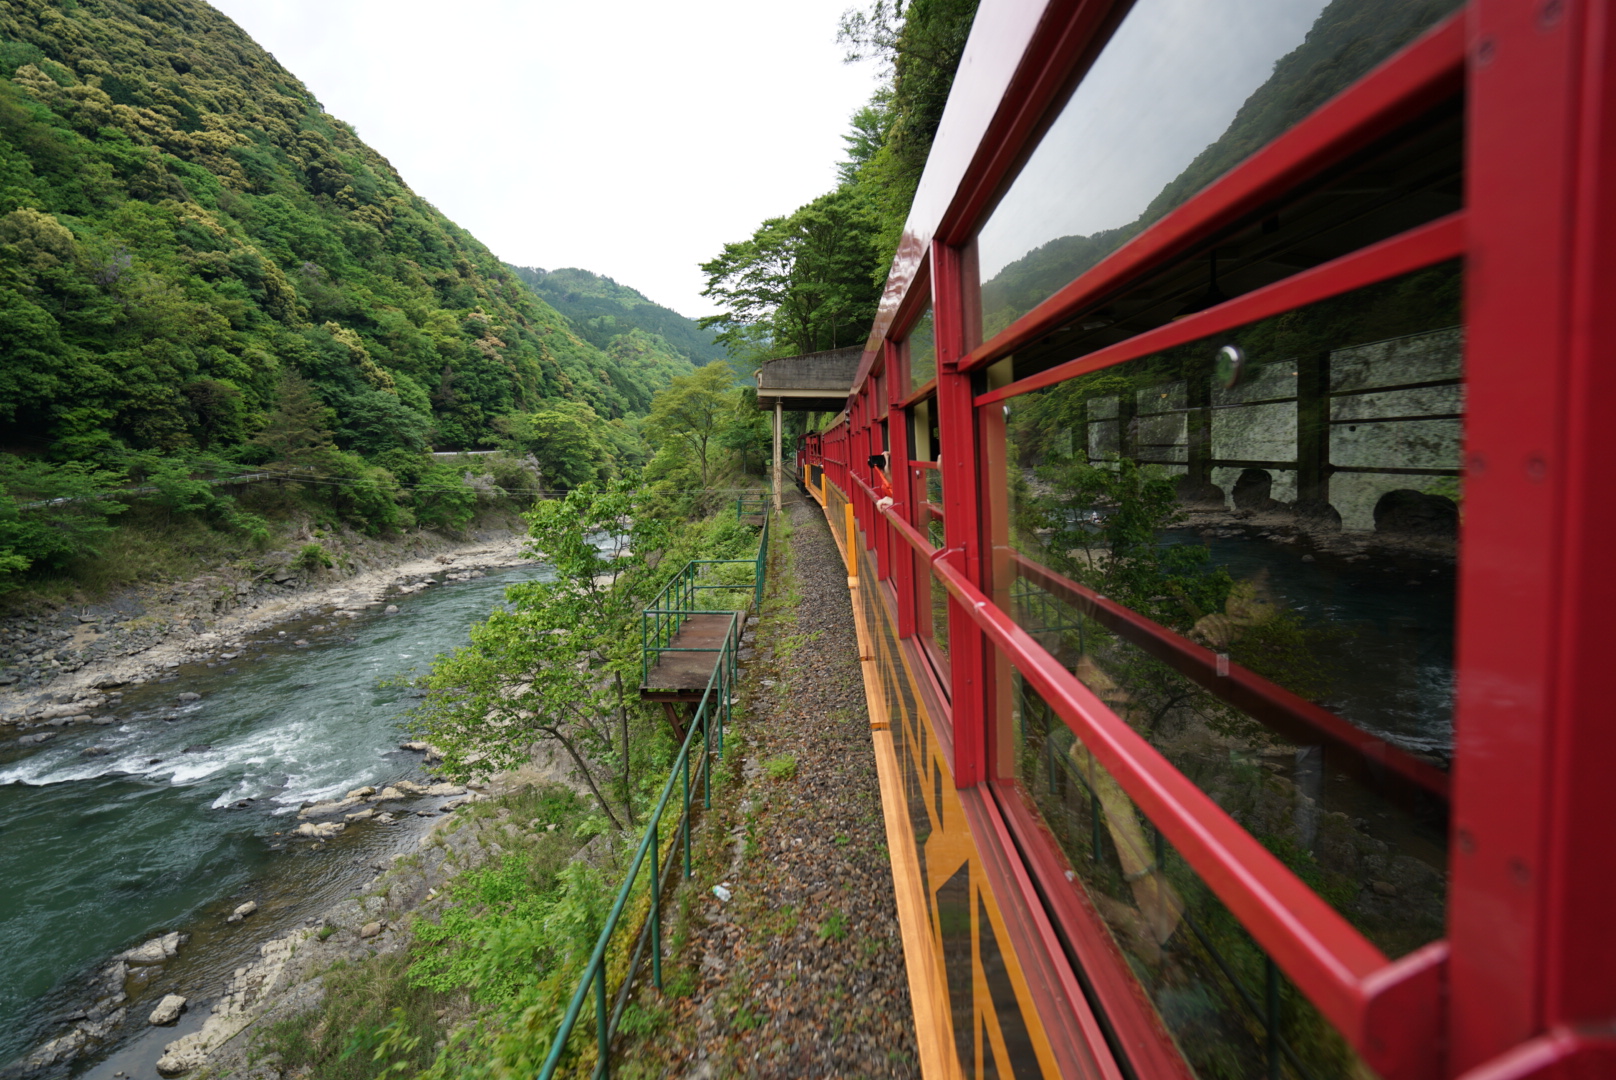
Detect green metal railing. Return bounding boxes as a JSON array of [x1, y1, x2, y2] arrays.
[[540, 500, 772, 1078], [735, 492, 770, 519], [640, 508, 769, 686], [537, 612, 738, 1080]]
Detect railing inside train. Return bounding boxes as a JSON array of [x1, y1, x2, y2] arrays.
[[835, 470, 1437, 1073], [1025, 673, 1328, 1080], [536, 612, 737, 1080], [639, 505, 769, 686]]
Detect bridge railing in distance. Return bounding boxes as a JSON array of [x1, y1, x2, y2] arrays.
[[537, 610, 738, 1080]]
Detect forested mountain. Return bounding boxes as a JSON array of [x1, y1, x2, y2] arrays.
[[0, 0, 665, 461], [507, 264, 725, 366]]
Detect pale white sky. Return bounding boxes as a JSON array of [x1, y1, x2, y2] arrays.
[[208, 1, 884, 318]]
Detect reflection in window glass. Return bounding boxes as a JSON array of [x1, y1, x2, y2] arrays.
[[996, 263, 1461, 955], [1004, 262, 1461, 752], [1014, 673, 1369, 1079], [973, 0, 1464, 340], [913, 467, 950, 663], [906, 307, 936, 396]]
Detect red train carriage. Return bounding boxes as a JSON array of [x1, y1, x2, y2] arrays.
[[797, 0, 1616, 1076]]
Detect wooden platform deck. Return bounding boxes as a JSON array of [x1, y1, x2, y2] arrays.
[[641, 613, 736, 702]]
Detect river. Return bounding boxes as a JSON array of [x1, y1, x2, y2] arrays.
[[0, 561, 552, 1067]]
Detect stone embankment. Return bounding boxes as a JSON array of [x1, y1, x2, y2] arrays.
[[0, 529, 532, 733]]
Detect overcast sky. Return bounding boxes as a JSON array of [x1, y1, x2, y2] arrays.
[[208, 1, 883, 318]]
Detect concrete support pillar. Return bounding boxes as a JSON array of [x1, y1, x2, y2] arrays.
[[773, 400, 783, 512]]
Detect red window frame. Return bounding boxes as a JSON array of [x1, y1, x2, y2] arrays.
[[807, 1, 1616, 1076]]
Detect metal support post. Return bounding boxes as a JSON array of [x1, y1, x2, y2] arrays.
[[650, 833, 662, 989], [773, 400, 783, 512]]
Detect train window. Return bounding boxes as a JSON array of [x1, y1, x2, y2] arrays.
[[991, 260, 1462, 956], [1013, 672, 1374, 1080], [970, 0, 1464, 343], [913, 464, 950, 672], [904, 305, 937, 397]]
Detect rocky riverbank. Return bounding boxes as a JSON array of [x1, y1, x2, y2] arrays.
[[0, 527, 533, 733], [149, 772, 585, 1079], [6, 769, 506, 1078]]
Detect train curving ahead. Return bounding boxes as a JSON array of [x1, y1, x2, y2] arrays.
[[791, 1, 1616, 1077]]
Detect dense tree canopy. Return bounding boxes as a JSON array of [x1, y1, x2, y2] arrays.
[[0, 0, 678, 464]]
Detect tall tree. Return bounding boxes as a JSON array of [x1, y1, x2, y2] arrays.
[[645, 364, 736, 485], [412, 481, 668, 830], [248, 372, 336, 469], [699, 187, 883, 359]]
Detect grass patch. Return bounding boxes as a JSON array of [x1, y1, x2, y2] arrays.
[[818, 911, 849, 942], [762, 754, 797, 781], [253, 952, 452, 1080]]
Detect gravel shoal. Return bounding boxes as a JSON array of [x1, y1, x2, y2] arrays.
[[628, 494, 919, 1079]]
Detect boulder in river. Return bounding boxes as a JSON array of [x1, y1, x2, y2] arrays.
[[80, 746, 109, 758], [346, 807, 376, 822], [148, 994, 186, 1026], [424, 782, 465, 797], [119, 931, 185, 964], [177, 692, 200, 703], [295, 820, 345, 839], [24, 1028, 86, 1070], [346, 785, 376, 799], [18, 732, 55, 746], [227, 901, 257, 923], [298, 796, 363, 819], [374, 786, 405, 801], [391, 779, 427, 795]]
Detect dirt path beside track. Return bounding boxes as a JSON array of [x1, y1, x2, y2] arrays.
[[622, 495, 920, 1079]]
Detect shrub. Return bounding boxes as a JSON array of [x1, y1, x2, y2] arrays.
[[295, 543, 333, 574]]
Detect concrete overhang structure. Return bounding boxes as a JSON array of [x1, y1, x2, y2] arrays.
[[754, 346, 862, 413], [755, 346, 862, 511]]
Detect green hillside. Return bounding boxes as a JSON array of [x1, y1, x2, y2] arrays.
[[0, 0, 663, 462], [507, 264, 727, 366]]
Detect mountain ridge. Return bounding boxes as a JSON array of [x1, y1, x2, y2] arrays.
[[0, 0, 679, 459]]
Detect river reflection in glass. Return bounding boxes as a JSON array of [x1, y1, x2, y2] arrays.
[[991, 265, 1459, 973], [999, 262, 1462, 759], [972, 0, 1464, 341]]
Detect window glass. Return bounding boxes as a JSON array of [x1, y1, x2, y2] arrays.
[[996, 262, 1462, 954], [1014, 673, 1371, 1079], [973, 0, 1465, 340], [906, 306, 937, 397], [912, 466, 950, 664]]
